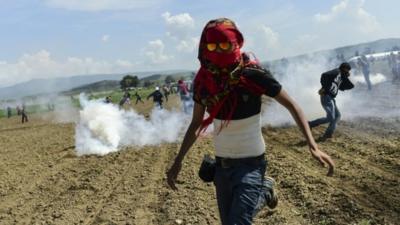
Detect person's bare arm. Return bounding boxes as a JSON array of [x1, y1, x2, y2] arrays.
[[166, 102, 206, 190], [274, 89, 334, 176]]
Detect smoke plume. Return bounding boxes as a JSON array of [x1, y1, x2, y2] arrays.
[[75, 94, 189, 156]]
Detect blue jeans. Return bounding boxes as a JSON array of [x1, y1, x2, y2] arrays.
[[214, 158, 273, 225], [309, 95, 341, 137]]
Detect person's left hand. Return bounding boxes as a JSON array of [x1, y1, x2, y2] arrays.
[[309, 147, 335, 176], [166, 160, 182, 191]]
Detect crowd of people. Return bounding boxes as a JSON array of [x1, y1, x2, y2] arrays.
[[107, 79, 193, 113], [3, 104, 29, 123]]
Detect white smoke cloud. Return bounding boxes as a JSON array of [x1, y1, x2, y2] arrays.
[[351, 72, 387, 85], [262, 55, 331, 126], [0, 50, 136, 87], [44, 0, 162, 11], [75, 94, 189, 156], [0, 94, 78, 123]]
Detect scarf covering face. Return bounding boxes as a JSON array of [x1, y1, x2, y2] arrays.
[[194, 18, 265, 133]]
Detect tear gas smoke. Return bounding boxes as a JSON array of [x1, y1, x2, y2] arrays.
[[75, 94, 190, 156], [38, 95, 78, 123], [351, 73, 387, 85], [1, 94, 78, 122], [261, 55, 331, 126]]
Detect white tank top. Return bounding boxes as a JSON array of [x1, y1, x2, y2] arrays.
[[213, 114, 265, 158]]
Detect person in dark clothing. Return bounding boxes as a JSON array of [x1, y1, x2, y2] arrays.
[[123, 91, 131, 105], [119, 91, 132, 108], [309, 62, 354, 140], [124, 90, 131, 99], [105, 96, 112, 104], [147, 87, 164, 109], [7, 106, 12, 118], [358, 55, 372, 90], [134, 92, 144, 104], [21, 104, 28, 123]]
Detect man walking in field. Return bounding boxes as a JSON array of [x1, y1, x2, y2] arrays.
[[309, 62, 354, 140], [134, 92, 144, 104], [7, 106, 12, 118], [358, 55, 371, 90], [21, 104, 28, 123]]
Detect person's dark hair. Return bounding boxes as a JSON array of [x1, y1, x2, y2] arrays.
[[339, 62, 351, 70]]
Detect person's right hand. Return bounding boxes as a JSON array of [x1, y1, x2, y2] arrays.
[[166, 160, 182, 191], [309, 146, 335, 177]]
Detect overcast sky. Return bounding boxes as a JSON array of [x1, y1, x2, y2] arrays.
[[0, 0, 399, 87]]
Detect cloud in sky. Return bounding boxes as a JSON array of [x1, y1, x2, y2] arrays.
[[144, 39, 173, 65], [44, 0, 162, 11], [244, 25, 282, 60], [176, 37, 198, 53], [162, 12, 195, 34], [261, 25, 280, 49], [314, 0, 379, 34], [2, 0, 399, 87], [162, 12, 198, 54], [102, 35, 110, 42], [0, 50, 136, 87]]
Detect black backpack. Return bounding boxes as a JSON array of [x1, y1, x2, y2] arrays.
[[154, 91, 163, 102]]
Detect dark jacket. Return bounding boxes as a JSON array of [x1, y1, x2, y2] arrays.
[[147, 90, 163, 102], [321, 68, 354, 98]]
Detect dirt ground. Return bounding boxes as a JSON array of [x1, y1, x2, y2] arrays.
[[0, 94, 399, 225]]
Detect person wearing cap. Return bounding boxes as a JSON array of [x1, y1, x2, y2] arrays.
[[309, 62, 354, 140], [147, 86, 164, 109], [166, 18, 334, 225]]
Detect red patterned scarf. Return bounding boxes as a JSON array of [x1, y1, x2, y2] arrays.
[[195, 18, 266, 133]]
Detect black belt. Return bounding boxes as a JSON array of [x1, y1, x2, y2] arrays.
[[216, 154, 265, 168]]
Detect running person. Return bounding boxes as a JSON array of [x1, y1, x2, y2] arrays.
[[309, 63, 354, 140], [166, 18, 334, 225]]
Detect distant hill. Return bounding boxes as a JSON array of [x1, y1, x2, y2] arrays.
[[1, 38, 399, 100], [0, 70, 189, 100], [63, 80, 120, 95], [62, 72, 196, 94], [263, 38, 400, 69], [0, 73, 129, 100], [140, 74, 162, 82]]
